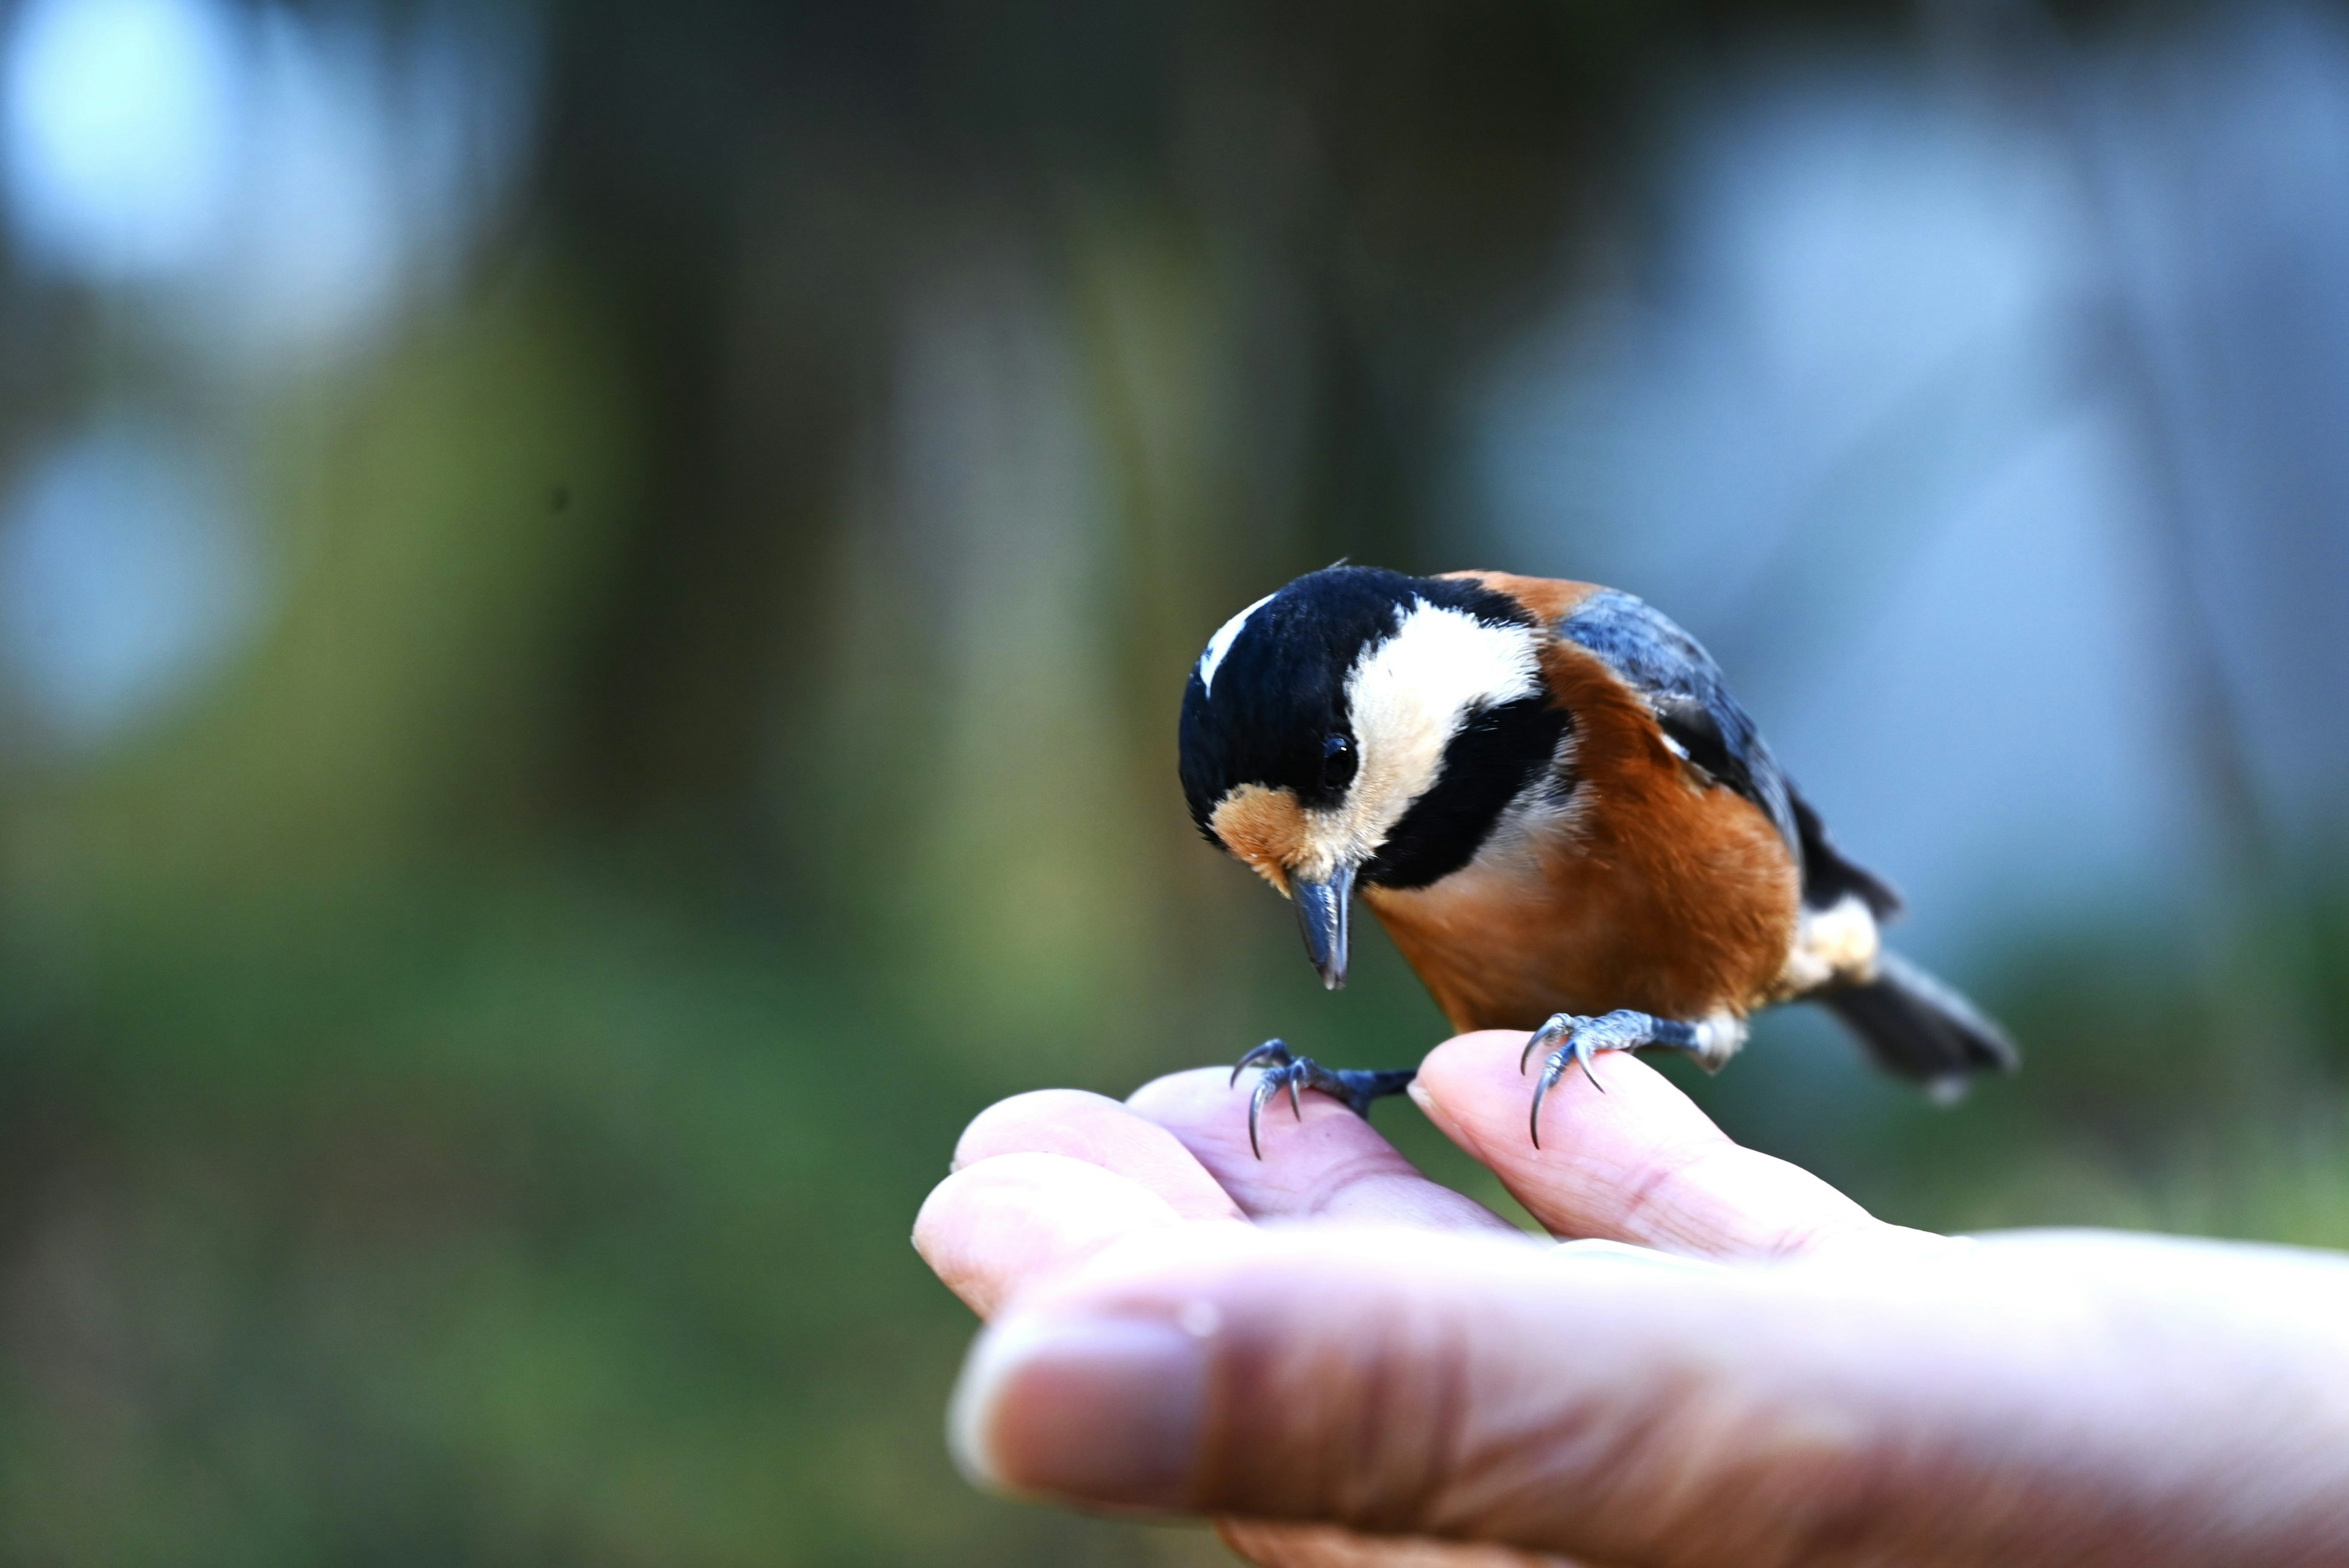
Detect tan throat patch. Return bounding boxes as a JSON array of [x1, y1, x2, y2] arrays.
[[1209, 784, 1307, 894]]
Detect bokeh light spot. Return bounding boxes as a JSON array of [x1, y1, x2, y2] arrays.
[[0, 414, 265, 744], [2, 0, 241, 280]]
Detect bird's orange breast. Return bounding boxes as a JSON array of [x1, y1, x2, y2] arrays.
[[1360, 634, 1799, 1033]]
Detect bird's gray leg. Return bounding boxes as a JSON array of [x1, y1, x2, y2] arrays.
[[1520, 1011, 1705, 1147], [1229, 1041, 1417, 1159]]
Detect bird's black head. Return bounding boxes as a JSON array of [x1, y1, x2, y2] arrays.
[[1178, 566, 1569, 986]]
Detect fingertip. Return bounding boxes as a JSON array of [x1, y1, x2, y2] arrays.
[[1130, 1063, 1517, 1233], [1416, 1030, 1716, 1159], [946, 1222, 1286, 1507], [956, 1087, 1242, 1222], [1124, 1066, 1249, 1123], [954, 1088, 1126, 1169], [915, 1152, 1201, 1318], [949, 1309, 1210, 1509], [1130, 1063, 1398, 1183]]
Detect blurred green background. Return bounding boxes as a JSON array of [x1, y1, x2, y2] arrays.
[[2, 0, 2349, 1562]]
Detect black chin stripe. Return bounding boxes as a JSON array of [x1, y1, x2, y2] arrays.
[[1362, 696, 1568, 890]]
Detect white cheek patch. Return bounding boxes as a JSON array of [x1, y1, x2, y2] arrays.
[[1294, 600, 1542, 874], [1198, 591, 1275, 695]]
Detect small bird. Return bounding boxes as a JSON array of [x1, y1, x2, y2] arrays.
[[1178, 565, 2016, 1154]]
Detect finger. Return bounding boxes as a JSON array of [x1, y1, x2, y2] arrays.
[[950, 1223, 2349, 1567], [955, 1089, 1243, 1221], [1411, 1031, 1936, 1260], [1127, 1068, 1514, 1233], [1217, 1519, 1586, 1567], [913, 1151, 1225, 1318]]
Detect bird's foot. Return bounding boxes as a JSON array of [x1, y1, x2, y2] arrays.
[[1520, 1010, 1704, 1147], [1229, 1040, 1417, 1159]]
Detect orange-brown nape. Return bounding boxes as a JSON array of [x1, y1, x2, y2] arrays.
[[1436, 569, 1605, 627]]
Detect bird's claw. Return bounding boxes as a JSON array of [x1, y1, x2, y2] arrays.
[[1520, 1013, 1591, 1074], [1524, 1011, 1674, 1148], [1231, 1039, 1295, 1087], [1529, 1030, 1609, 1147], [1234, 1042, 1314, 1159], [1228, 1040, 1416, 1159]]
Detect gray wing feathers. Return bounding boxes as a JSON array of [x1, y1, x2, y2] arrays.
[[1556, 590, 1902, 918], [1556, 590, 1798, 850]]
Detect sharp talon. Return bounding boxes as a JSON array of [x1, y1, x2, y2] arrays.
[[1575, 1036, 1606, 1093], [1234, 1049, 1414, 1157], [1232, 1039, 1290, 1087], [1531, 1052, 1567, 1148], [1522, 1016, 1577, 1074], [1248, 1071, 1285, 1159]]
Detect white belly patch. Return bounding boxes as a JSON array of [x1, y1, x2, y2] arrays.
[[1773, 894, 1881, 999]]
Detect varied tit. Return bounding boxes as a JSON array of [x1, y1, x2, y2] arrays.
[[1178, 565, 2017, 1154]]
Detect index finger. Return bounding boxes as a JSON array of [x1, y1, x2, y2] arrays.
[[920, 1090, 1250, 1318], [955, 1089, 1243, 1222], [1410, 1031, 1945, 1260]]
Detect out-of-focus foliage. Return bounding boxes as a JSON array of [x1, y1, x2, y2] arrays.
[[1, 0, 2348, 1563]]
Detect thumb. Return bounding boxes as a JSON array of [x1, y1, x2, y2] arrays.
[[949, 1224, 1854, 1561], [946, 1224, 2349, 1568]]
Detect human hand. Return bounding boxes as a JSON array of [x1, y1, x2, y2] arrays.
[[915, 1033, 2349, 1567]]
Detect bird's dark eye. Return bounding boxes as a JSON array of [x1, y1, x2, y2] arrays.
[[1320, 732, 1356, 792]]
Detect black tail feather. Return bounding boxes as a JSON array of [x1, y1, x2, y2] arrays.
[[1790, 787, 1906, 921], [1820, 951, 2018, 1092]]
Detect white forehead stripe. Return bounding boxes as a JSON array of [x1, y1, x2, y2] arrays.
[[1197, 590, 1275, 694]]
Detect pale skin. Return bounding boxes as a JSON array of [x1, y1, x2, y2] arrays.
[[915, 1032, 2349, 1568]]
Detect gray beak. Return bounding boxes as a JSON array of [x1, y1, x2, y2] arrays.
[[1290, 862, 1355, 990]]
